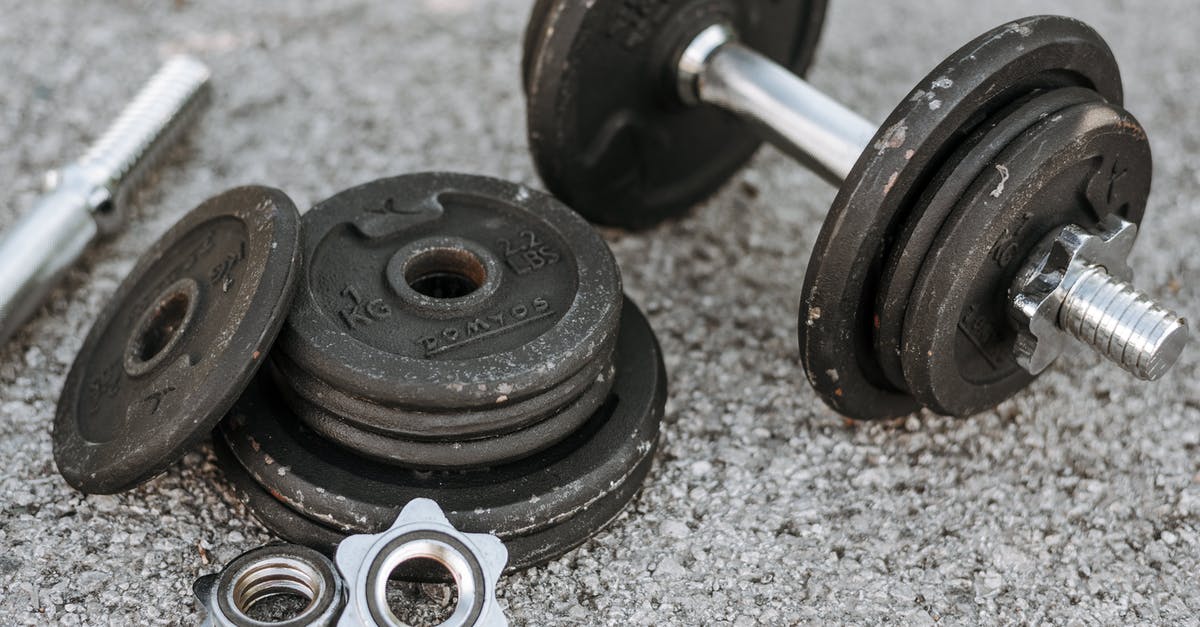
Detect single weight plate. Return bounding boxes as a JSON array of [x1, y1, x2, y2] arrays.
[[521, 0, 558, 93], [873, 87, 1105, 391], [271, 332, 615, 442], [277, 173, 621, 422], [54, 186, 301, 494], [901, 100, 1150, 416], [219, 298, 665, 558], [279, 360, 615, 469], [525, 0, 827, 227], [798, 16, 1123, 420], [213, 434, 654, 574]]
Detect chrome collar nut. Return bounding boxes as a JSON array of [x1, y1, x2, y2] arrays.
[[335, 498, 509, 627], [194, 544, 345, 627], [1011, 215, 1137, 375]]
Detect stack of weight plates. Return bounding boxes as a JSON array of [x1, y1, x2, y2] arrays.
[[213, 172, 668, 572]]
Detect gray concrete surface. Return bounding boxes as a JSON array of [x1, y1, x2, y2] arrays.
[[1, 0, 1198, 624]]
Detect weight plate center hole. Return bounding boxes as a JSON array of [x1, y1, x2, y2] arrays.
[[405, 246, 487, 300], [124, 277, 200, 377], [387, 236, 504, 315], [136, 293, 189, 360]]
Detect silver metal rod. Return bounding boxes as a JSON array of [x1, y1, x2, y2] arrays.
[[0, 56, 210, 348], [678, 24, 877, 184]]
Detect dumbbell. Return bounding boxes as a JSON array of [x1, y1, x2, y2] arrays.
[[523, 2, 1188, 419]]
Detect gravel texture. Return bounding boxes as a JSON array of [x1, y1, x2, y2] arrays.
[[1, 1, 1198, 624]]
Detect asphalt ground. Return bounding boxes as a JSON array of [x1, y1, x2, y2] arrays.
[[1, 1, 1197, 624]]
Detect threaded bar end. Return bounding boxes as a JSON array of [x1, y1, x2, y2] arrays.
[[1059, 265, 1188, 380], [80, 55, 211, 195]]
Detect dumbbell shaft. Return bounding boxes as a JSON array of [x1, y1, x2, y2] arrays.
[[0, 178, 103, 348], [0, 56, 210, 348], [679, 24, 875, 184]]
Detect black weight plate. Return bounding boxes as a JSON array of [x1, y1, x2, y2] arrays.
[[798, 16, 1123, 420], [901, 100, 1150, 416], [213, 435, 653, 575], [278, 172, 621, 422], [222, 297, 664, 546], [873, 87, 1104, 390], [281, 360, 615, 468], [54, 186, 301, 494], [521, 0, 557, 93], [271, 332, 615, 441], [525, 0, 827, 228]]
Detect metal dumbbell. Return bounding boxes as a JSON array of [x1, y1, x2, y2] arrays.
[[522, 2, 1188, 419]]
